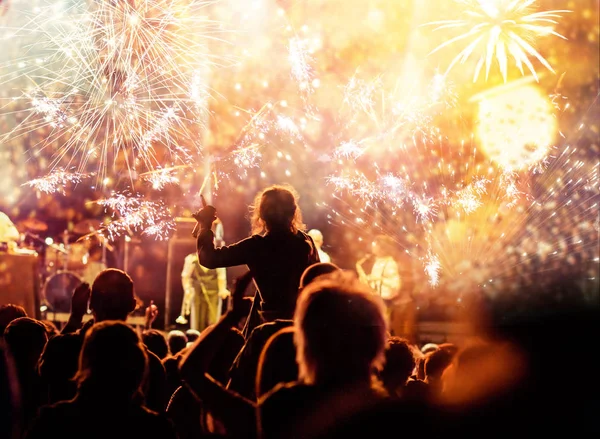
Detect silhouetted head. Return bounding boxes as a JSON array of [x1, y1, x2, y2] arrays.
[[185, 329, 201, 344], [294, 271, 388, 385], [251, 185, 304, 235], [256, 327, 298, 398], [424, 347, 455, 383], [3, 317, 47, 374], [307, 229, 324, 248], [40, 319, 59, 338], [90, 269, 138, 321], [208, 326, 244, 384], [75, 321, 148, 400], [299, 262, 342, 289], [421, 343, 439, 354], [142, 329, 168, 360], [380, 336, 416, 392], [0, 304, 27, 337], [1, 340, 21, 439], [167, 330, 188, 356]]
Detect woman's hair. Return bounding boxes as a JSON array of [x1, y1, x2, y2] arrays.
[[294, 271, 388, 385], [75, 321, 148, 399], [250, 185, 305, 235]]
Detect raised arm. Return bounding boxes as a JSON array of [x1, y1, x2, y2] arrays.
[[179, 271, 256, 436], [196, 229, 256, 268], [61, 282, 91, 334], [192, 203, 256, 268]]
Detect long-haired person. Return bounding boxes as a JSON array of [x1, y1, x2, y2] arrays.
[[193, 185, 320, 335]]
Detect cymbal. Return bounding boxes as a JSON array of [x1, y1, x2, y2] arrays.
[[47, 243, 68, 254], [73, 219, 102, 235], [18, 218, 48, 232]]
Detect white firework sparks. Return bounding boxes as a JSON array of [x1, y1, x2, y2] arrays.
[[425, 0, 570, 82], [96, 192, 174, 240], [412, 195, 438, 224], [342, 75, 380, 114], [24, 169, 92, 194], [232, 143, 262, 171], [276, 115, 301, 138], [2, 0, 223, 183], [424, 251, 441, 287], [288, 37, 314, 94], [500, 168, 525, 207], [333, 140, 366, 160], [141, 167, 181, 190], [455, 185, 484, 214], [338, 73, 453, 153]]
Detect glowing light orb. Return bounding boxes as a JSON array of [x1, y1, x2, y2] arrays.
[[475, 84, 557, 169]]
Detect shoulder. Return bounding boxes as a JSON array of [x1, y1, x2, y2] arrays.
[[225, 234, 262, 247], [135, 407, 176, 435], [252, 319, 292, 336], [251, 320, 292, 342], [45, 332, 84, 347], [145, 347, 166, 384], [146, 348, 166, 369], [39, 333, 83, 368], [259, 381, 313, 409], [184, 253, 198, 263], [32, 400, 75, 424], [297, 230, 315, 243]]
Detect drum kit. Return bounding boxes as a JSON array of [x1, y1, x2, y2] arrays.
[[16, 218, 112, 314]]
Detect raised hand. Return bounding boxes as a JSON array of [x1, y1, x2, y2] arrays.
[[70, 282, 91, 319], [230, 270, 253, 319], [145, 300, 159, 329], [218, 289, 231, 300], [192, 205, 217, 236]]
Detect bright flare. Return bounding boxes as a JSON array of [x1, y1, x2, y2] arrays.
[[475, 83, 557, 170], [425, 0, 570, 82]]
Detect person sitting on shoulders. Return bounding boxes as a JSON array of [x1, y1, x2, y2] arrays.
[[193, 185, 320, 336]]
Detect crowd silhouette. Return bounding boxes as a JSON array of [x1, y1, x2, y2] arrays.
[[1, 185, 598, 439]]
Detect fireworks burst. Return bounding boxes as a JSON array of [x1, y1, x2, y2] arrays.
[[232, 143, 262, 173], [424, 250, 442, 287], [425, 0, 570, 82], [337, 73, 454, 156], [24, 169, 92, 194], [288, 36, 314, 97], [95, 192, 174, 240], [412, 195, 438, 224], [140, 167, 181, 190], [1, 0, 226, 183], [333, 140, 367, 159], [216, 102, 306, 179]]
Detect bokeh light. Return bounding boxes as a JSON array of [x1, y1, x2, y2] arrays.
[[475, 82, 558, 169]]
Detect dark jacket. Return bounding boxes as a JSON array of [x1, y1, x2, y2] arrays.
[[197, 229, 320, 319]]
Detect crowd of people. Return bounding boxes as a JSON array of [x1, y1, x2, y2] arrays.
[[1, 185, 598, 439]]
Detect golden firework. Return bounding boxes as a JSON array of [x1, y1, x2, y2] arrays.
[[425, 0, 570, 82]]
